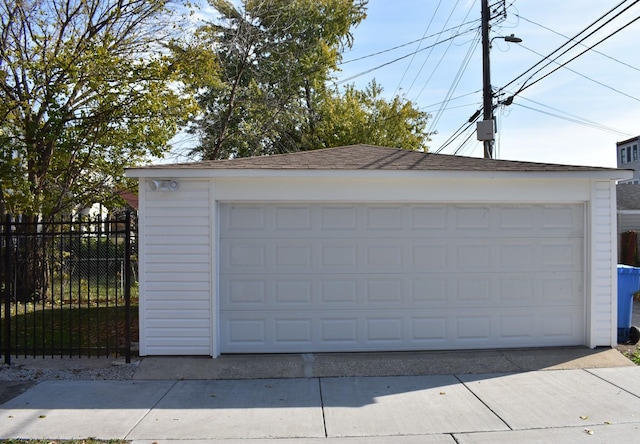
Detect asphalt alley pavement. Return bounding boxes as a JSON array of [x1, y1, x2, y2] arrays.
[[3, 367, 640, 442]]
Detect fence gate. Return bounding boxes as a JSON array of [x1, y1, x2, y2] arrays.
[[1, 212, 135, 364]]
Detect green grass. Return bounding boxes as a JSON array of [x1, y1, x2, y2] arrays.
[[2, 278, 139, 356], [624, 347, 640, 365], [3, 304, 139, 355], [49, 275, 138, 305]]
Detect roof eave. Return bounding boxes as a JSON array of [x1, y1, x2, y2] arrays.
[[125, 168, 632, 181]]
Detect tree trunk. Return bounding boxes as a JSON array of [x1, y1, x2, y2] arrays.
[[12, 215, 50, 302]]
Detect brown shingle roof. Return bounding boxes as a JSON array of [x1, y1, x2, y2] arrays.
[[117, 190, 139, 210], [135, 144, 621, 172]]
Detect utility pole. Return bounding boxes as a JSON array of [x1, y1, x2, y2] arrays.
[[478, 0, 521, 159], [481, 0, 493, 159]]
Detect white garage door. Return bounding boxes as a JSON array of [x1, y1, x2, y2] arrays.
[[218, 203, 585, 353]]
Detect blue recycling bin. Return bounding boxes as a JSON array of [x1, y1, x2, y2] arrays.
[[617, 265, 640, 343]]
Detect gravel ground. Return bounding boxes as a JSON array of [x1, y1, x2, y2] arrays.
[[0, 359, 140, 382], [0, 358, 140, 404]]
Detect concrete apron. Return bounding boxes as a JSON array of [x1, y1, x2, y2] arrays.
[[5, 346, 633, 380], [132, 347, 634, 380]]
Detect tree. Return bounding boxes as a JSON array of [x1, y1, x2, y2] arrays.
[[0, 0, 197, 302], [306, 80, 432, 151], [0, 0, 196, 219], [188, 0, 368, 160], [186, 0, 432, 160]]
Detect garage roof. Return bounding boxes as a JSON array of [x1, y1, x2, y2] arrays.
[[127, 144, 631, 179], [133, 145, 620, 171]]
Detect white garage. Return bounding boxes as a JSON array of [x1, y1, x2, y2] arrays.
[[126, 145, 631, 357]]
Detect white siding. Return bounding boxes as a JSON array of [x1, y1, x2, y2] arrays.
[[139, 179, 212, 355], [590, 181, 617, 347], [211, 176, 592, 203], [132, 172, 620, 356]]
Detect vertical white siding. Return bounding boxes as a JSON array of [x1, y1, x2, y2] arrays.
[[139, 179, 212, 355], [590, 180, 617, 347]]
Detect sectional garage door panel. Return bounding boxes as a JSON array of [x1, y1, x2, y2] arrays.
[[218, 203, 585, 353]]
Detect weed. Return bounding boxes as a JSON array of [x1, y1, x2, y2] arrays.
[[624, 347, 640, 365]]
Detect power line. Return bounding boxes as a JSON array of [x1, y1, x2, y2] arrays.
[[404, 0, 464, 97], [434, 114, 480, 154], [427, 29, 481, 133], [510, 12, 640, 98], [489, 0, 509, 23], [452, 126, 480, 155], [335, 29, 478, 85], [439, 77, 634, 157], [392, 0, 444, 97], [422, 102, 480, 114], [516, 95, 632, 135], [412, 0, 477, 103], [338, 19, 481, 65], [513, 13, 640, 74], [500, 0, 639, 94], [512, 102, 633, 137], [516, 43, 640, 103], [433, 1, 639, 158], [422, 89, 481, 109]]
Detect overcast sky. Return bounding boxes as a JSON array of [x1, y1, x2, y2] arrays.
[[336, 0, 640, 167]]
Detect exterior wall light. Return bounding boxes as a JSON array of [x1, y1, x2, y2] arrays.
[[149, 179, 180, 191]]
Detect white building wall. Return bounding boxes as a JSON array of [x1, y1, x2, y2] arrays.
[[210, 176, 592, 204], [589, 180, 617, 347], [134, 173, 619, 355], [138, 179, 212, 355]]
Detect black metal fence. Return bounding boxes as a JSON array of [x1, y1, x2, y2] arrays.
[[1, 212, 136, 364]]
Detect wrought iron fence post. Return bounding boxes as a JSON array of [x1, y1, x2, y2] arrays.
[[3, 215, 12, 365], [124, 211, 131, 364]]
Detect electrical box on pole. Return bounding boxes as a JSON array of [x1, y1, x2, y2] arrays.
[[476, 120, 495, 141]]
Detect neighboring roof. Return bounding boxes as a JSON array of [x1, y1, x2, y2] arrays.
[[126, 145, 630, 177], [617, 136, 640, 146], [617, 184, 640, 211], [117, 190, 139, 210]]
